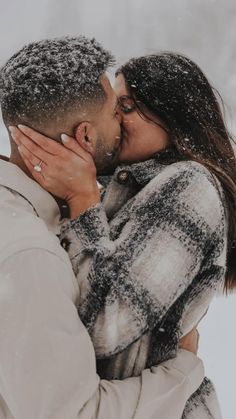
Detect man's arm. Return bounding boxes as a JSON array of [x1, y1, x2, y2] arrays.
[[0, 249, 204, 419]]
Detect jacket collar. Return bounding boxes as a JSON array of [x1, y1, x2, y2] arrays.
[[114, 148, 181, 186], [0, 159, 61, 234]]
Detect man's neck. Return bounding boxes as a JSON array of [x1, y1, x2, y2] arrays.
[[9, 153, 32, 178]]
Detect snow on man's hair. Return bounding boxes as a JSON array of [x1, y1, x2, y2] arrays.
[[0, 36, 115, 125]]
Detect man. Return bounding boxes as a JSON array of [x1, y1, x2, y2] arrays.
[[0, 36, 203, 419]]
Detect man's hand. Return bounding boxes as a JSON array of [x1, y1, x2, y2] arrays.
[[179, 328, 199, 355]]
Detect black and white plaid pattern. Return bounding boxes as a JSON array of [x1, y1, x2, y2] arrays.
[[60, 158, 226, 419]]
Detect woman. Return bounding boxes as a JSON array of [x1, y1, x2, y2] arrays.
[[12, 52, 236, 418]]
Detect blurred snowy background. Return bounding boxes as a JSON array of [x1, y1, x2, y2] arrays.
[[0, 0, 235, 417]]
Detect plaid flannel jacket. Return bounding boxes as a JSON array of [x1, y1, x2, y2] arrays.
[[60, 157, 227, 419]]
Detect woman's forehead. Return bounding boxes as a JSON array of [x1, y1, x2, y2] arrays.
[[113, 74, 128, 96]]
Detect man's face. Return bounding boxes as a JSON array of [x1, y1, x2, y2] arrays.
[[93, 75, 122, 174]]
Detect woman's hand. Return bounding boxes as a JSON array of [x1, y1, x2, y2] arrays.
[[9, 125, 101, 218]]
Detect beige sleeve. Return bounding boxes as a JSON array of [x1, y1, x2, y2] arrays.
[[81, 349, 204, 419], [0, 249, 204, 419]]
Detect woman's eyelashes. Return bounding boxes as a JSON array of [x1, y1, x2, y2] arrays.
[[118, 96, 136, 114]]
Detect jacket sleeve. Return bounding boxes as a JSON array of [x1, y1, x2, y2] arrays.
[[0, 248, 204, 419], [60, 162, 226, 353]]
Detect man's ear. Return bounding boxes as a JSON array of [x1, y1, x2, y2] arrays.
[[74, 122, 96, 155]]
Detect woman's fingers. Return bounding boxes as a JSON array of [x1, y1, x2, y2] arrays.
[[9, 125, 90, 162], [18, 144, 47, 171], [61, 134, 88, 160], [17, 147, 47, 186], [9, 125, 65, 156], [13, 134, 54, 166], [18, 125, 88, 161]]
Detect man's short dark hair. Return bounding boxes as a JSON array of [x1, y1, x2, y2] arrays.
[[0, 36, 115, 126]]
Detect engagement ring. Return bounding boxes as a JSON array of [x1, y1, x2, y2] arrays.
[[34, 161, 43, 172]]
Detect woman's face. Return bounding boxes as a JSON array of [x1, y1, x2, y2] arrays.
[[114, 74, 170, 164]]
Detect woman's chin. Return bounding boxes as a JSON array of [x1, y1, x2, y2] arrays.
[[117, 146, 139, 164], [117, 143, 142, 164], [117, 154, 130, 164], [117, 146, 131, 163]]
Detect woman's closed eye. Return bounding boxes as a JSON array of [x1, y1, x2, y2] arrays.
[[118, 96, 137, 114]]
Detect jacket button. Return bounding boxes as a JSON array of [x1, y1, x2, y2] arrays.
[[60, 237, 71, 251], [117, 170, 130, 184]]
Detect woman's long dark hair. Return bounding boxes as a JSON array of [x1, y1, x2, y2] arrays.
[[116, 52, 236, 293]]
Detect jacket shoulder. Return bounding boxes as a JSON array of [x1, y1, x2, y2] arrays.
[[151, 160, 223, 198], [138, 160, 226, 231]]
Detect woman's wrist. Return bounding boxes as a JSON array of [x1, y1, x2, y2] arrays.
[[68, 188, 101, 219]]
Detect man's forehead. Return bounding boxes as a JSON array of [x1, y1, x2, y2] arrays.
[[101, 74, 115, 94]]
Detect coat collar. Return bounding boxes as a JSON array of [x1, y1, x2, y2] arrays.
[[0, 159, 61, 234], [114, 148, 182, 186]]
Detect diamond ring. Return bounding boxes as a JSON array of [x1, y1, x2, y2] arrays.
[[34, 160, 43, 172]]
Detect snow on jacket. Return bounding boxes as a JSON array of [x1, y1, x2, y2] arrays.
[[60, 155, 227, 419]]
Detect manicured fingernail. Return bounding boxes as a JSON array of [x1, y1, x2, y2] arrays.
[[8, 126, 17, 140], [18, 145, 22, 152], [18, 124, 27, 132], [61, 134, 70, 143]]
